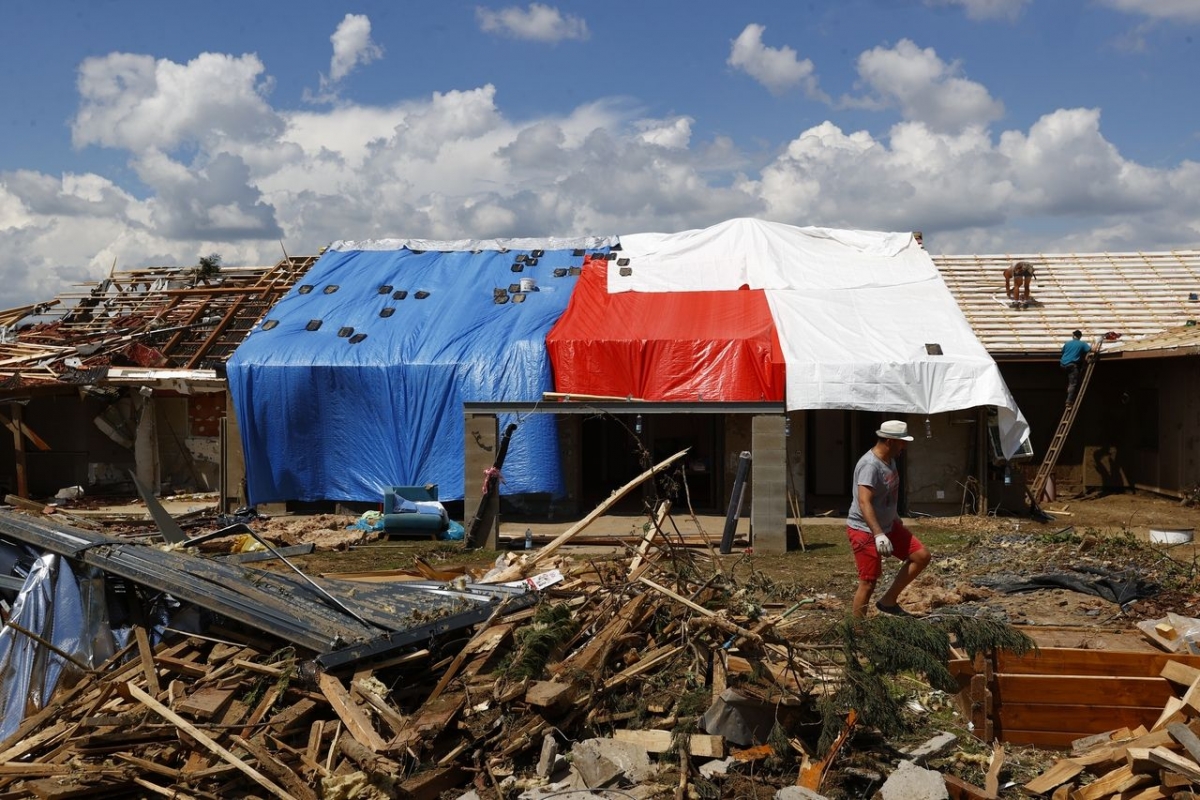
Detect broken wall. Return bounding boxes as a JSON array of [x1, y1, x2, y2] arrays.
[[0, 392, 137, 498]]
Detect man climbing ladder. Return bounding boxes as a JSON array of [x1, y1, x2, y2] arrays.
[[1060, 330, 1093, 407], [1031, 336, 1103, 506]]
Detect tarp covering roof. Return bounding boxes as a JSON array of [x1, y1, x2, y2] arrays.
[[608, 218, 1029, 457], [227, 219, 1030, 505], [547, 253, 786, 401], [227, 242, 606, 504]]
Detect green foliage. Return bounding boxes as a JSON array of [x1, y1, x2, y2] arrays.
[[500, 601, 579, 681], [675, 687, 711, 718], [195, 253, 222, 280], [815, 613, 1035, 752]]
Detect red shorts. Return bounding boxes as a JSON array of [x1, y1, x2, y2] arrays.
[[847, 520, 923, 582]]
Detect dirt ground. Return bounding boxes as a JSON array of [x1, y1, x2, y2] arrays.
[[227, 488, 1200, 643]]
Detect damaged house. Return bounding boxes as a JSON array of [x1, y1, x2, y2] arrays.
[[937, 250, 1200, 507], [227, 218, 1030, 552], [0, 256, 316, 503]]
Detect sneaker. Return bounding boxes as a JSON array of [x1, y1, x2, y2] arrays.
[[875, 600, 914, 617]]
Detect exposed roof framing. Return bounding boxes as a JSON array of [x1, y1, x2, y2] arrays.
[[0, 256, 318, 396], [934, 250, 1200, 358]]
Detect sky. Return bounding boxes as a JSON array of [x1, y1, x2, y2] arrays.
[[1, 0, 1198, 306]]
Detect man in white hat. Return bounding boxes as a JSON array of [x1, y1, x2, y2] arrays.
[[845, 419, 932, 617]]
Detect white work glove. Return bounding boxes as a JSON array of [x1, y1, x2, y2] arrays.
[[874, 534, 893, 557]]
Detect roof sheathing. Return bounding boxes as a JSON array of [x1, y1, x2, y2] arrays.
[[934, 251, 1200, 358], [0, 256, 318, 396]]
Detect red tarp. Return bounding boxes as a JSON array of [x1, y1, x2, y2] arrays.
[[546, 255, 785, 401]]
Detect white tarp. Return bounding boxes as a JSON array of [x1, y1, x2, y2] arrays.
[[610, 218, 1030, 458]]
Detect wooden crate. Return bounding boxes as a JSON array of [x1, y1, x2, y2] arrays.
[[951, 648, 1200, 748]]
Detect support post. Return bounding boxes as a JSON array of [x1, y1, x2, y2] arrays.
[[463, 414, 502, 549], [750, 414, 788, 554], [9, 404, 26, 498]]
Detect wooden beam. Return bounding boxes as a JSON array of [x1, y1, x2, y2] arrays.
[[0, 410, 50, 451], [125, 682, 297, 800], [9, 404, 26, 498]]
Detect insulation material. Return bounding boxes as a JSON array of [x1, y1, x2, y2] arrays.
[[228, 245, 596, 504], [547, 255, 785, 401]]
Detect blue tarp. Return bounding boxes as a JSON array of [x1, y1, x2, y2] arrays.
[[227, 247, 594, 504]]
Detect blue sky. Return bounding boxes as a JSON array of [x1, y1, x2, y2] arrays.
[[1, 0, 1198, 305]]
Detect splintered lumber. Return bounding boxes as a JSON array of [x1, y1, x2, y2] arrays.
[[1161, 660, 1200, 688], [488, 449, 689, 582], [612, 729, 724, 758], [628, 499, 672, 575], [1069, 764, 1148, 800], [637, 576, 762, 646], [985, 743, 1004, 797], [231, 736, 317, 800], [1167, 721, 1200, 764], [124, 682, 298, 800], [1147, 746, 1200, 782], [316, 673, 387, 752], [1022, 758, 1086, 794], [558, 592, 651, 676]]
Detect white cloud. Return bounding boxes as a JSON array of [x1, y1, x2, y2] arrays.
[[846, 39, 1004, 133], [635, 117, 694, 150], [326, 14, 383, 87], [924, 0, 1029, 21], [72, 52, 281, 152], [1098, 0, 1200, 23], [728, 24, 827, 100], [3, 39, 1199, 308], [475, 4, 589, 42]]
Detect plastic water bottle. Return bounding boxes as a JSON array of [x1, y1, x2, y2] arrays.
[[525, 528, 533, 550]]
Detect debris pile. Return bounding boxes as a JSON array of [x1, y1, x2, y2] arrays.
[[0, 502, 1042, 799], [1023, 659, 1200, 797]]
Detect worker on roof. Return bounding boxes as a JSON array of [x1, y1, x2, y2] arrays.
[[1004, 261, 1035, 308]]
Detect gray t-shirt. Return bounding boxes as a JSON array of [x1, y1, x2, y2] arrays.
[[846, 449, 899, 534]]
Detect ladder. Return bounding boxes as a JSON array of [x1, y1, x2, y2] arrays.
[[1028, 340, 1102, 504]]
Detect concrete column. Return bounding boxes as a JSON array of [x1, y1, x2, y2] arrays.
[[463, 413, 500, 549], [751, 414, 788, 553]]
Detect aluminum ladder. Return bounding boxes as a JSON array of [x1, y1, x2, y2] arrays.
[[1029, 340, 1102, 504]]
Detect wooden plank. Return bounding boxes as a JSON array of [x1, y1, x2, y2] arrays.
[[396, 766, 468, 800], [1167, 722, 1200, 765], [985, 743, 1004, 797], [1000, 704, 1164, 735], [1068, 764, 1148, 800], [1147, 746, 1200, 782], [0, 410, 50, 451], [996, 648, 1200, 677], [997, 675, 1174, 709], [175, 687, 234, 720], [1161, 660, 1200, 688], [133, 626, 160, 695], [232, 735, 318, 800], [612, 729, 725, 758], [125, 682, 297, 800], [1150, 697, 1186, 732], [943, 773, 995, 800], [1022, 758, 1085, 794], [317, 672, 388, 752]]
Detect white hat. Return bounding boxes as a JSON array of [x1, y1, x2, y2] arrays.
[[877, 420, 914, 441]]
